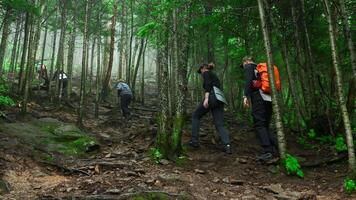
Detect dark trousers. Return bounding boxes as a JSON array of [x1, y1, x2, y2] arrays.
[[59, 79, 68, 97], [191, 101, 230, 145], [121, 94, 132, 118], [250, 91, 277, 153]]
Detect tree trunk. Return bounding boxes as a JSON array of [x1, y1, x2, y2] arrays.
[[95, 35, 101, 119], [89, 38, 96, 94], [67, 27, 76, 101], [127, 0, 134, 84], [131, 38, 145, 97], [101, 0, 118, 101], [18, 12, 30, 93], [339, 0, 356, 109], [156, 44, 170, 158], [299, 0, 318, 114], [324, 0, 355, 171], [40, 22, 48, 66], [291, 1, 309, 117], [257, 0, 287, 159], [140, 40, 147, 104], [55, 0, 67, 102], [171, 6, 190, 156], [0, 8, 12, 74], [23, 1, 43, 113], [78, 0, 89, 125], [9, 16, 21, 78], [48, 28, 58, 97], [117, 0, 126, 79], [22, 14, 35, 114]]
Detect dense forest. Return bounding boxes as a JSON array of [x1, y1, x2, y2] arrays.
[[0, 0, 355, 199]]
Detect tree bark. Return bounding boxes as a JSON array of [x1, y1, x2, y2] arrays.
[[9, 16, 21, 78], [339, 0, 356, 111], [117, 0, 126, 79], [324, 0, 355, 171], [48, 28, 58, 97], [101, 0, 118, 102], [0, 8, 12, 74], [18, 12, 30, 93], [55, 0, 67, 101], [67, 27, 76, 101], [78, 0, 89, 125], [89, 38, 96, 94], [131, 38, 145, 97], [257, 0, 287, 159]]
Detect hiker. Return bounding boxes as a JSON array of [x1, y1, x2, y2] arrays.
[[115, 79, 133, 119], [37, 64, 49, 89], [187, 63, 232, 154], [240, 56, 278, 162], [52, 69, 68, 98]]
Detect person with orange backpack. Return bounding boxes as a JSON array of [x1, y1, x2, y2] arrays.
[[240, 56, 280, 162]]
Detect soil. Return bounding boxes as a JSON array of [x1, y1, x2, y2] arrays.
[[0, 86, 355, 200]]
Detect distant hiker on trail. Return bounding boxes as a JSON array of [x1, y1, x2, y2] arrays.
[[187, 63, 231, 154], [37, 64, 49, 89], [240, 56, 278, 162], [52, 69, 68, 98], [115, 79, 133, 119]]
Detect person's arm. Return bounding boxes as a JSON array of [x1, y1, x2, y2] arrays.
[[243, 64, 255, 108], [244, 64, 255, 98], [202, 72, 212, 108]]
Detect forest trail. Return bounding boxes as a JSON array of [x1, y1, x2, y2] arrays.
[[0, 86, 354, 200]]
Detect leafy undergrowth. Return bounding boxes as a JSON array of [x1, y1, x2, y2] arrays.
[[284, 154, 304, 178]]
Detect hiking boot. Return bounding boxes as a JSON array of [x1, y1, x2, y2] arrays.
[[184, 141, 200, 149], [224, 144, 232, 154], [257, 152, 274, 162]]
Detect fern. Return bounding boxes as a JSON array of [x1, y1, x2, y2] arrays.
[[284, 154, 304, 178]]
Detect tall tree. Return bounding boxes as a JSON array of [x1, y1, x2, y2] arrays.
[[101, 0, 118, 101], [324, 0, 355, 171], [0, 6, 12, 73], [78, 0, 89, 125], [257, 0, 287, 159]]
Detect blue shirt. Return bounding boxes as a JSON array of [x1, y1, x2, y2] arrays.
[[116, 82, 132, 96]]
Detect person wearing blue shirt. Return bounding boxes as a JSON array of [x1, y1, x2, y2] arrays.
[[116, 79, 133, 119]]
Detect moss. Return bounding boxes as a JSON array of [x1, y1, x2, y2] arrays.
[[57, 136, 97, 157]]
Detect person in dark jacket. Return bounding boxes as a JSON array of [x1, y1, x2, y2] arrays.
[[187, 63, 232, 154], [116, 79, 133, 119], [241, 56, 277, 162]]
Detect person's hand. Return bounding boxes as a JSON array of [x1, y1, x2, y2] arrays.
[[203, 98, 209, 108], [243, 96, 250, 109]]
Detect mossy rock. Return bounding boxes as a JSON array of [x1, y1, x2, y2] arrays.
[[0, 118, 99, 161]]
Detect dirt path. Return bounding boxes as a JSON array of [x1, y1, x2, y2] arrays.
[[0, 94, 355, 200]]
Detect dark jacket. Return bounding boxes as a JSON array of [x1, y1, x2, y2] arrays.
[[202, 71, 221, 93], [244, 63, 259, 97]]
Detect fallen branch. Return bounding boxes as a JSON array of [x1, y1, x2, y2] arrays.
[[40, 161, 91, 176]]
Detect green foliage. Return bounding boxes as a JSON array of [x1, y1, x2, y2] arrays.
[[307, 129, 316, 139], [0, 81, 15, 107], [335, 136, 347, 153], [150, 147, 163, 164], [297, 136, 316, 150], [137, 22, 159, 37], [0, 96, 15, 107], [344, 179, 356, 193], [284, 154, 304, 178]]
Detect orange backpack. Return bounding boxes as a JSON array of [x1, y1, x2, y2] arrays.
[[255, 63, 281, 94]]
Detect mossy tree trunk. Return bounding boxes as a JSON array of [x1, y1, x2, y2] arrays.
[[9, 16, 21, 79]]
